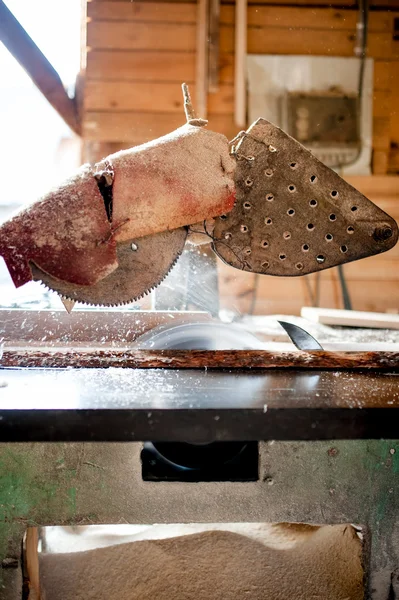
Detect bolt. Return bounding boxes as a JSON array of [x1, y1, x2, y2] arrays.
[[2, 558, 18, 569], [373, 225, 393, 242], [328, 447, 339, 457]]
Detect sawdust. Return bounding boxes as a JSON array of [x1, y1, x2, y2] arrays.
[[107, 123, 236, 242], [39, 524, 364, 599]]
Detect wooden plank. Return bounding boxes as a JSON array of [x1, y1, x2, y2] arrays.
[[301, 306, 399, 329], [86, 20, 393, 59], [0, 0, 80, 135], [234, 0, 247, 127], [90, 0, 399, 6], [84, 81, 231, 113], [87, 1, 196, 22], [208, 0, 221, 91], [83, 110, 237, 141], [2, 348, 399, 370], [87, 50, 197, 82], [374, 61, 394, 91], [243, 28, 393, 59], [88, 1, 395, 31], [372, 117, 391, 151], [87, 21, 197, 51], [196, 0, 209, 116], [389, 147, 399, 173], [373, 150, 390, 175], [344, 175, 399, 198], [227, 5, 394, 30], [25, 528, 40, 600], [321, 258, 399, 281], [373, 90, 393, 119], [218, 266, 399, 313], [86, 49, 234, 83], [81, 82, 395, 120], [87, 1, 395, 32]]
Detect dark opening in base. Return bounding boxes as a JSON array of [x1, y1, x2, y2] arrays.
[[141, 441, 259, 482]]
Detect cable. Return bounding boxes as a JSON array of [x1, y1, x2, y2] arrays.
[[331, 0, 369, 310]]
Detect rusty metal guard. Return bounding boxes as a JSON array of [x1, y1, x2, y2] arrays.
[[212, 119, 398, 276]]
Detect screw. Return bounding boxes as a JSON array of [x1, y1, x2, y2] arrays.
[[373, 226, 393, 242], [2, 558, 18, 569]]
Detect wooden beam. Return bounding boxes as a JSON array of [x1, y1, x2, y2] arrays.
[[208, 0, 221, 92], [196, 0, 209, 117], [0, 0, 80, 135], [234, 0, 247, 128], [2, 348, 399, 370]]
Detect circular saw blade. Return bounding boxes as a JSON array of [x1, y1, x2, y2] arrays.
[[30, 228, 187, 306]]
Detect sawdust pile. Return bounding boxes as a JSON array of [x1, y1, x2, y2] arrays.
[[39, 524, 364, 599]]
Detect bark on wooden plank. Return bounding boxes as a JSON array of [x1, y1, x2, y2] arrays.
[[2, 349, 399, 370]]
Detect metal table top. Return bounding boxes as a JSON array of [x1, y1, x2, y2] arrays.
[[0, 367, 398, 442]]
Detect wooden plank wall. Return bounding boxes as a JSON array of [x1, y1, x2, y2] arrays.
[[84, 0, 399, 174], [83, 0, 399, 314]]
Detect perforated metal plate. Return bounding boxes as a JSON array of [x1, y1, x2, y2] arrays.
[[211, 118, 398, 276]]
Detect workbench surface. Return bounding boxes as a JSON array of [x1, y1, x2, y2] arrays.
[[0, 367, 398, 442]]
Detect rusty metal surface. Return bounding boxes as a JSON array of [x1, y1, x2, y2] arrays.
[[212, 118, 398, 276], [31, 228, 187, 306]]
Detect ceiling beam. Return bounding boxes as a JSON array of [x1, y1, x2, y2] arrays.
[[0, 0, 81, 135]]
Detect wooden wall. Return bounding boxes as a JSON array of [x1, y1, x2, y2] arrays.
[[84, 0, 399, 174], [82, 0, 399, 314]]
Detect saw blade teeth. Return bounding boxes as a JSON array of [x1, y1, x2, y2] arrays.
[[31, 228, 186, 308], [35, 242, 183, 308]]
